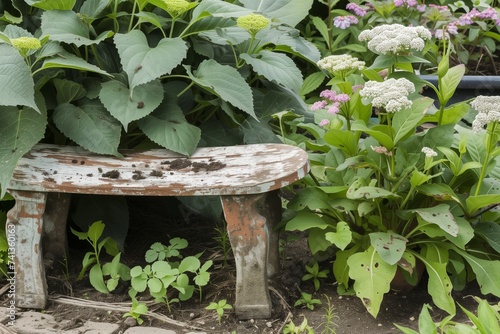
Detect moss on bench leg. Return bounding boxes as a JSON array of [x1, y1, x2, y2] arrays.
[[221, 191, 282, 319], [6, 190, 48, 309], [43, 193, 71, 268]]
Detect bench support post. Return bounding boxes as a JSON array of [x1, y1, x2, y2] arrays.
[[221, 190, 281, 319], [6, 190, 48, 309]]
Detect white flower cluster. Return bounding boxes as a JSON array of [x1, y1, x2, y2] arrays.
[[359, 78, 415, 113], [421, 147, 437, 158], [358, 24, 432, 55], [317, 54, 365, 77], [470, 96, 500, 132]]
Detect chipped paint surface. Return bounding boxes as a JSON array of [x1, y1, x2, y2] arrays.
[[9, 144, 310, 196]]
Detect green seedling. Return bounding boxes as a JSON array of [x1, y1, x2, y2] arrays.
[[123, 297, 148, 325], [302, 262, 329, 291], [205, 299, 233, 324], [294, 292, 322, 311], [71, 220, 130, 293], [283, 316, 315, 334]]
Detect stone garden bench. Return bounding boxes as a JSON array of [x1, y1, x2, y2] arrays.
[[6, 143, 309, 319]]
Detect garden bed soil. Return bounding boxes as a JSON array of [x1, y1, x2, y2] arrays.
[[2, 196, 498, 333]]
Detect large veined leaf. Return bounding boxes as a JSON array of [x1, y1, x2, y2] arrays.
[[137, 103, 201, 156], [452, 248, 500, 297], [418, 254, 456, 315], [53, 101, 122, 156], [474, 222, 500, 254], [26, 0, 76, 10], [287, 187, 330, 211], [41, 10, 113, 47], [412, 204, 459, 237], [114, 31, 188, 90], [240, 51, 302, 93], [80, 0, 112, 19], [285, 211, 330, 231], [185, 59, 254, 118], [99, 79, 164, 129], [41, 52, 111, 76], [347, 246, 397, 318], [240, 0, 314, 27], [192, 0, 252, 19], [369, 231, 407, 265], [392, 97, 433, 145], [440, 64, 465, 103], [0, 96, 47, 198], [325, 221, 352, 250], [0, 44, 38, 111]]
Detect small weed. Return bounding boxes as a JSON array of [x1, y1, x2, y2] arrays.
[[123, 297, 148, 325], [320, 295, 337, 334], [294, 292, 322, 311], [213, 222, 231, 267], [302, 262, 329, 291], [205, 299, 233, 324], [283, 316, 315, 334]]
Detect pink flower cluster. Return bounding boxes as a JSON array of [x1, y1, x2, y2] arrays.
[[333, 16, 359, 29], [311, 90, 350, 119], [433, 7, 500, 39], [346, 3, 367, 17]]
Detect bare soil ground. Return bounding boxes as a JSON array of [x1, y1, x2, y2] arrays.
[[2, 196, 498, 333]]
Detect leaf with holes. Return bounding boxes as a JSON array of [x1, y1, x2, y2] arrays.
[[369, 231, 407, 265], [114, 31, 187, 90], [347, 246, 397, 317], [412, 204, 458, 237], [99, 79, 163, 130]]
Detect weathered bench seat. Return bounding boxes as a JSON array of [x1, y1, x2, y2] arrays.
[[7, 143, 309, 319]]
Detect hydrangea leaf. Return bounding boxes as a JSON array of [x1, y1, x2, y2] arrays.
[[240, 51, 302, 92], [41, 52, 111, 76], [185, 59, 254, 118], [99, 79, 164, 130], [53, 101, 122, 156], [41, 10, 112, 47], [240, 0, 313, 27], [137, 102, 201, 156], [0, 44, 38, 111], [347, 246, 397, 317], [0, 97, 47, 198], [114, 31, 188, 90]]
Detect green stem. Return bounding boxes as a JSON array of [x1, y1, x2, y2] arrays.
[[128, 0, 137, 32], [474, 122, 498, 196], [176, 81, 195, 98]]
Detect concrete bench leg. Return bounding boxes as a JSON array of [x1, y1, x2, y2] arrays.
[[220, 190, 282, 319], [43, 193, 71, 267], [6, 190, 48, 309]]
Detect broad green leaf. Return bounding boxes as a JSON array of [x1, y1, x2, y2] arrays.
[[440, 64, 465, 103], [240, 51, 302, 92], [285, 211, 330, 231], [192, 0, 252, 18], [27, 0, 76, 10], [0, 96, 47, 198], [417, 305, 438, 334], [325, 221, 352, 250], [41, 52, 111, 76], [137, 104, 201, 156], [347, 246, 397, 317], [474, 222, 500, 254], [53, 78, 86, 104], [41, 10, 113, 46], [453, 248, 500, 297], [392, 97, 433, 144], [87, 220, 105, 244], [114, 31, 187, 90], [53, 101, 122, 156], [351, 120, 394, 150], [273, 33, 321, 64], [419, 255, 456, 315], [347, 186, 400, 200], [89, 264, 109, 293], [134, 11, 167, 32], [369, 231, 407, 265], [300, 71, 325, 96], [422, 123, 455, 153], [324, 129, 358, 157], [477, 298, 500, 333], [466, 195, 500, 215], [412, 204, 458, 237], [287, 187, 329, 211], [333, 246, 360, 288], [185, 59, 254, 117], [311, 16, 329, 48], [0, 44, 38, 111], [80, 0, 112, 18], [148, 277, 163, 293], [99, 79, 164, 129], [417, 183, 461, 204], [240, 0, 313, 27]]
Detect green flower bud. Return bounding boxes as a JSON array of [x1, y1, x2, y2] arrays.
[[11, 37, 41, 51], [237, 13, 270, 35], [164, 0, 192, 18]]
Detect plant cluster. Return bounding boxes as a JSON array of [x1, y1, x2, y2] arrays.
[[306, 0, 500, 74], [0, 0, 320, 198], [281, 20, 500, 318]]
